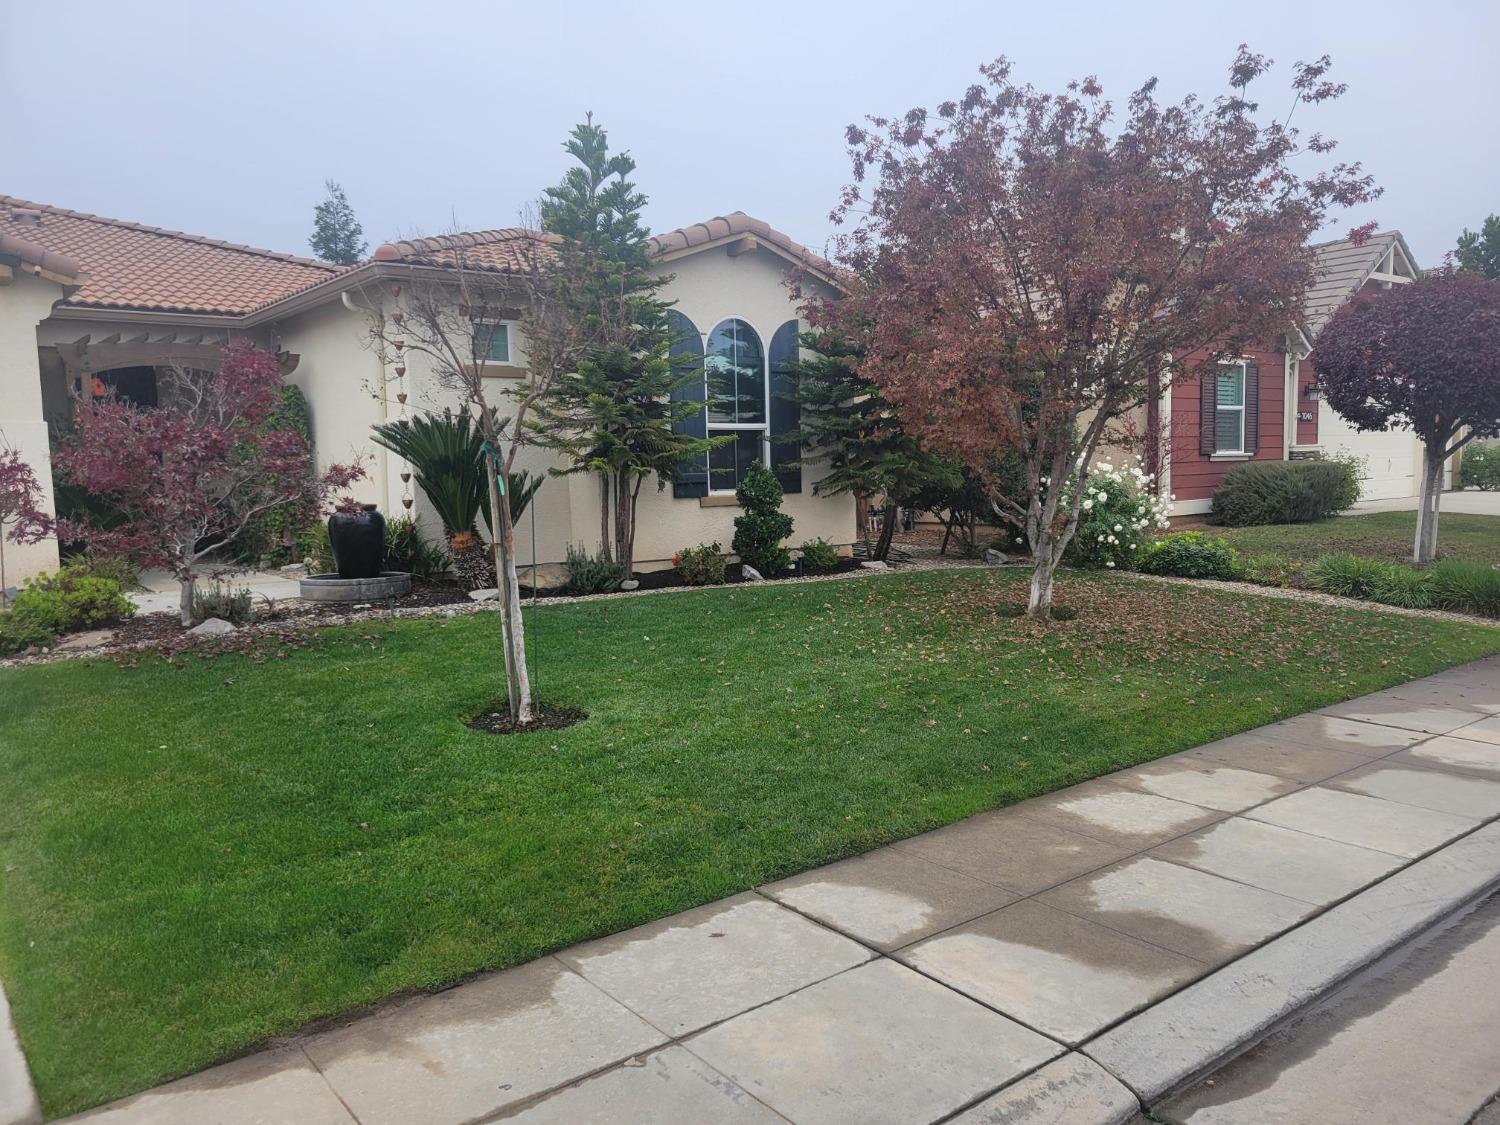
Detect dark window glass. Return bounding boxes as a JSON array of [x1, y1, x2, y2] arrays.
[[708, 430, 765, 493], [705, 319, 765, 425]]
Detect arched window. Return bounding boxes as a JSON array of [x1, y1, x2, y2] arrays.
[[704, 318, 767, 492]]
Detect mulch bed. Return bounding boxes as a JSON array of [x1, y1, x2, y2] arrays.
[[466, 701, 587, 735], [519, 558, 865, 600]]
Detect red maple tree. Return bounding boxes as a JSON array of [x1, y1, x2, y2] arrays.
[[814, 49, 1377, 615], [1314, 268, 1500, 563], [56, 343, 364, 624]]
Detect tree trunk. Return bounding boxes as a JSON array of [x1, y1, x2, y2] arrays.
[[1414, 447, 1444, 565], [179, 572, 196, 627], [938, 512, 954, 555], [598, 472, 612, 561], [1027, 542, 1058, 618], [872, 503, 898, 561], [487, 466, 533, 724]]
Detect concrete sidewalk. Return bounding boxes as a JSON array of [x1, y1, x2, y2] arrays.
[[38, 655, 1500, 1125]]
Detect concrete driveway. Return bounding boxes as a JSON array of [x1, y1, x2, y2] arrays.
[[1348, 489, 1500, 516]]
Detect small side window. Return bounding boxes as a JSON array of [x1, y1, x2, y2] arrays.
[[1214, 364, 1246, 453], [474, 322, 510, 365]]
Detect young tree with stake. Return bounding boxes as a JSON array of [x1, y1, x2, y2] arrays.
[[817, 49, 1377, 616], [1314, 268, 1500, 564]]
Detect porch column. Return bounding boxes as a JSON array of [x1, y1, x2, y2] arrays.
[[0, 271, 64, 588]]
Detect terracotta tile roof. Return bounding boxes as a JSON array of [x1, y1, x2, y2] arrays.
[[649, 211, 840, 280], [0, 230, 84, 284], [367, 212, 841, 284], [1304, 230, 1417, 335], [370, 229, 561, 273], [0, 194, 340, 315]]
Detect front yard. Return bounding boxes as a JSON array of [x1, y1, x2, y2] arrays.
[[4, 568, 1499, 1116], [1211, 510, 1500, 583]]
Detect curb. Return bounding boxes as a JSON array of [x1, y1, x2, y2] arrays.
[[0, 982, 40, 1125], [1082, 821, 1500, 1106]]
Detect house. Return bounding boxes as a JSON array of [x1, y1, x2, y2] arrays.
[[1163, 230, 1436, 515], [0, 196, 855, 587]]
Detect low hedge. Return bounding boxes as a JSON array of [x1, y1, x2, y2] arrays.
[[1210, 459, 1358, 526], [1137, 532, 1239, 580]]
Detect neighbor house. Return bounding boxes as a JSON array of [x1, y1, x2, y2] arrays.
[[1162, 230, 1441, 515], [0, 196, 855, 586]]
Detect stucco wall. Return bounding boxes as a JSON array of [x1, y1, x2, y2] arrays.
[[276, 244, 855, 570], [0, 271, 64, 587]]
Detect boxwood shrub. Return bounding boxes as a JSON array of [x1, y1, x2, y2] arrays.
[[1210, 459, 1357, 526], [1137, 532, 1239, 580]]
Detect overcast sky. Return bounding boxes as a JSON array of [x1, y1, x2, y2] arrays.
[[5, 0, 1495, 268]]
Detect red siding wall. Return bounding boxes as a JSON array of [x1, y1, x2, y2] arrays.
[[1170, 345, 1286, 503]]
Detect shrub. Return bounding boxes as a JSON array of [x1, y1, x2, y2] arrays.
[[563, 543, 624, 595], [674, 543, 728, 586], [1307, 552, 1387, 599], [1461, 442, 1500, 491], [60, 553, 140, 590], [1370, 565, 1433, 609], [1062, 461, 1171, 571], [1137, 532, 1239, 580], [1238, 552, 1302, 588], [385, 517, 451, 580], [1210, 460, 1355, 526], [799, 538, 841, 575], [732, 464, 794, 575], [1428, 560, 1500, 618], [0, 568, 135, 653], [193, 581, 255, 625], [298, 520, 334, 573], [0, 606, 58, 654], [1322, 449, 1367, 512]]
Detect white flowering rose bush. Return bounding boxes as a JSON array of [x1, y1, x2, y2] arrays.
[[1059, 461, 1172, 571]]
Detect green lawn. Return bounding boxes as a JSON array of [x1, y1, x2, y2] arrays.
[[1213, 511, 1500, 581], [3, 568, 1499, 1117]]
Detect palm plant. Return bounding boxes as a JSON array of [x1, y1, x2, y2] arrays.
[[371, 411, 543, 588]]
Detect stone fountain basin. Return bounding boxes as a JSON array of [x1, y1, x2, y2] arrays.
[[299, 572, 412, 603]]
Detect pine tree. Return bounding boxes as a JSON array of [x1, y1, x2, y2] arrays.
[[309, 180, 367, 265], [532, 115, 716, 577], [790, 327, 957, 560], [1456, 215, 1500, 280]]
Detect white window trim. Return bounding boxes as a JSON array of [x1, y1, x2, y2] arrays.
[[1214, 360, 1248, 456], [472, 319, 516, 367], [704, 315, 771, 495]]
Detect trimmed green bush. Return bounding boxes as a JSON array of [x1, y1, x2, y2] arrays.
[[1428, 560, 1500, 618], [674, 543, 728, 586], [1137, 532, 1239, 580], [799, 538, 841, 575], [1308, 552, 1388, 599], [1460, 442, 1500, 491], [1210, 460, 1356, 526], [562, 543, 624, 595], [732, 464, 794, 576], [0, 568, 135, 654]]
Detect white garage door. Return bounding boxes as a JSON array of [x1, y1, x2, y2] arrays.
[[1318, 401, 1429, 501]]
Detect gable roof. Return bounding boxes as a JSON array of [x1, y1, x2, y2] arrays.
[[0, 194, 340, 316], [1304, 230, 1418, 335], [649, 211, 842, 285]]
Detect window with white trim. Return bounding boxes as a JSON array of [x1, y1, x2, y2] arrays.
[[1214, 363, 1247, 453], [473, 321, 511, 365], [704, 318, 768, 492]]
